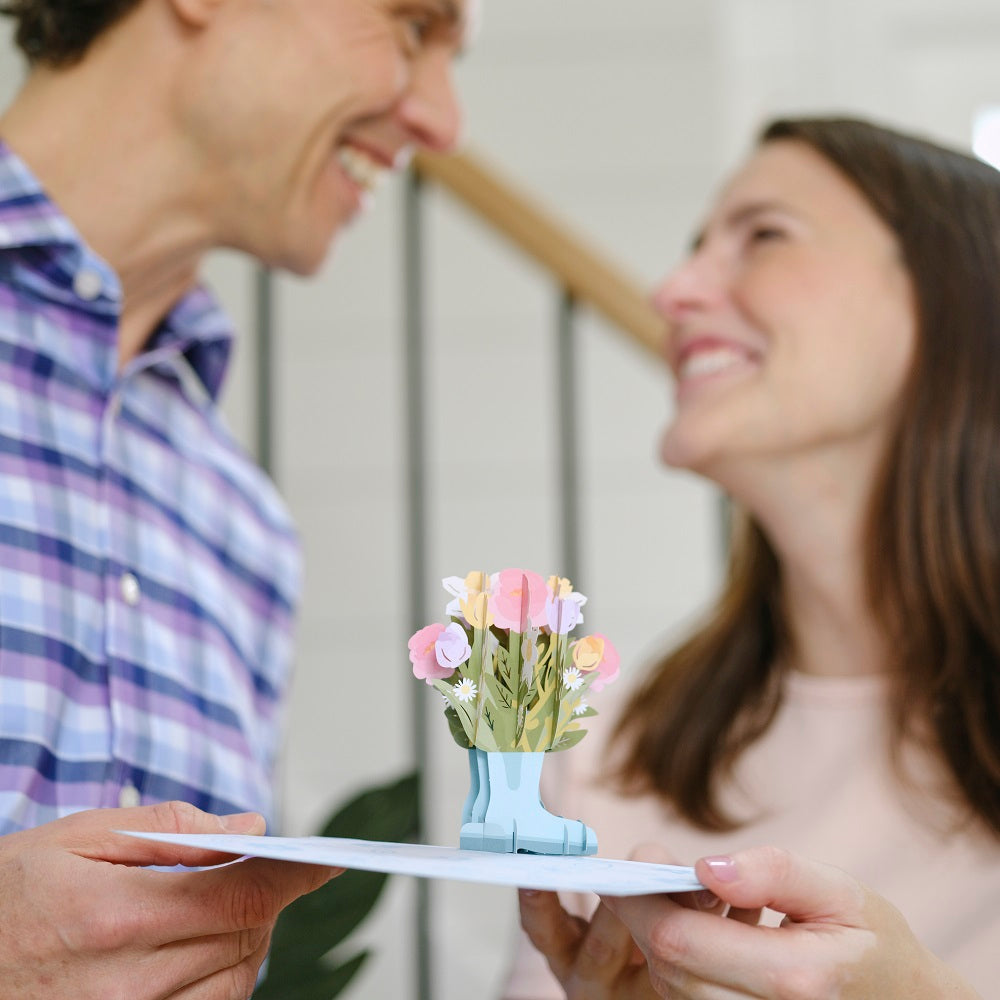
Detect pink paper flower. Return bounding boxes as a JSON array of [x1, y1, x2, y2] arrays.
[[491, 568, 547, 632], [408, 622, 450, 682], [435, 622, 471, 671]]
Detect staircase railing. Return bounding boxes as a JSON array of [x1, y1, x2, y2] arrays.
[[411, 148, 665, 358]]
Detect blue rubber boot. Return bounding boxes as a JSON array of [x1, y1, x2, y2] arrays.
[[460, 751, 597, 855]]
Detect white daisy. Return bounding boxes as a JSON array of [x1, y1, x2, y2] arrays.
[[563, 667, 584, 691], [454, 677, 478, 703], [573, 699, 590, 716]]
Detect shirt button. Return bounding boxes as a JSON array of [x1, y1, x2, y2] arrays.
[[118, 784, 141, 809], [73, 267, 103, 301], [120, 572, 141, 606]]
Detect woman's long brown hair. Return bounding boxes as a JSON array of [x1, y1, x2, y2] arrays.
[[613, 117, 1000, 835]]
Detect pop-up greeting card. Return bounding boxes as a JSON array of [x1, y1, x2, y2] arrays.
[[121, 571, 702, 894], [409, 569, 619, 856]]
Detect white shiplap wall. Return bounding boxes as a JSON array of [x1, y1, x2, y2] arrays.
[[2, 2, 999, 997]]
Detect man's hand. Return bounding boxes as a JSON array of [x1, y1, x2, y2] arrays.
[[0, 802, 340, 999]]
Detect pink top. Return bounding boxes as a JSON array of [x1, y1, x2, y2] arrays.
[[501, 670, 1000, 998]]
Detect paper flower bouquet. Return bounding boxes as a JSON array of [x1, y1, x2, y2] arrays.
[[409, 569, 619, 855]]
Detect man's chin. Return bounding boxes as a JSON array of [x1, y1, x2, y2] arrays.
[[270, 234, 340, 278]]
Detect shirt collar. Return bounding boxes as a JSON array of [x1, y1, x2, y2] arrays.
[[0, 139, 81, 252], [147, 286, 234, 402], [0, 140, 235, 402]]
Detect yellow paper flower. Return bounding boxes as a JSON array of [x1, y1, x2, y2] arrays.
[[547, 575, 574, 599], [572, 635, 605, 672], [460, 591, 493, 629]]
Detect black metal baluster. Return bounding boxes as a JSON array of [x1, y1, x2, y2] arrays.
[[403, 168, 433, 1000]]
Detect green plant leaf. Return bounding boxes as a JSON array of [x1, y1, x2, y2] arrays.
[[318, 771, 420, 840], [258, 772, 419, 998], [255, 951, 369, 1000]]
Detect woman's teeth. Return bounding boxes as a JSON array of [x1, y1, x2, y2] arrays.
[[336, 145, 384, 192], [678, 348, 751, 380]]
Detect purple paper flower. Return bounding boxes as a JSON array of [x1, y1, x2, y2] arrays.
[[545, 594, 584, 634], [435, 622, 472, 671]]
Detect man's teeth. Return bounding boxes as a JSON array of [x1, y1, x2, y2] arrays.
[[678, 348, 752, 380], [336, 146, 385, 192]]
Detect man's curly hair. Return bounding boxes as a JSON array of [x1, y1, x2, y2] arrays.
[[0, 0, 141, 66]]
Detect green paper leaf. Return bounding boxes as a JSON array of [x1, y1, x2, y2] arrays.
[[483, 675, 515, 748], [550, 728, 588, 752], [432, 679, 477, 745], [444, 705, 473, 748], [484, 672, 512, 710], [494, 643, 512, 687]]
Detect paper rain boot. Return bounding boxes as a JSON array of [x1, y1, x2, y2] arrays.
[[461, 747, 490, 824], [459, 750, 597, 855]]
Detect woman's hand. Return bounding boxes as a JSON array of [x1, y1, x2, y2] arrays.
[[516, 845, 722, 999], [517, 888, 661, 999], [602, 845, 982, 999]]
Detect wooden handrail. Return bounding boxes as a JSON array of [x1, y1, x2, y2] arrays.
[[412, 148, 666, 362]]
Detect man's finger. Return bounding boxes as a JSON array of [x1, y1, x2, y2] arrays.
[[152, 926, 271, 994], [166, 928, 273, 1000], [136, 856, 340, 943], [64, 802, 269, 869]]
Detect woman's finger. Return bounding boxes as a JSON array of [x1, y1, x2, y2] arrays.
[[724, 906, 762, 926], [694, 848, 865, 924], [572, 900, 643, 986], [517, 889, 588, 982]]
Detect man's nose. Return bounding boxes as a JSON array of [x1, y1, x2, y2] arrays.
[[398, 52, 463, 152]]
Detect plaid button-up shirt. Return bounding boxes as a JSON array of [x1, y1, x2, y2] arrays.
[[0, 143, 300, 833]]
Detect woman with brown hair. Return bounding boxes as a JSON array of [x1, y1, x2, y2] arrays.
[[503, 117, 1000, 999]]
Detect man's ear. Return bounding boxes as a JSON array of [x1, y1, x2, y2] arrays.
[[167, 0, 229, 29]]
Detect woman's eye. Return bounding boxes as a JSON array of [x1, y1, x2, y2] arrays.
[[748, 226, 785, 244]]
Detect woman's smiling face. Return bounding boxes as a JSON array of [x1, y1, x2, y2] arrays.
[[653, 139, 917, 491]]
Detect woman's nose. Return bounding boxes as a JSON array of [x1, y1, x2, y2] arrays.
[[651, 251, 723, 321]]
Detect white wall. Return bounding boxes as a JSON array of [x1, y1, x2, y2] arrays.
[[3, 2, 999, 997]]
